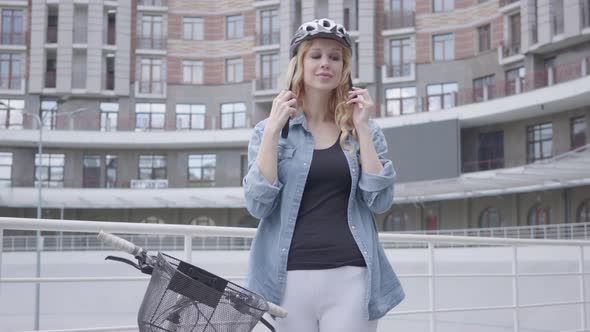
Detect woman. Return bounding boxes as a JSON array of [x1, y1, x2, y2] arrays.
[[243, 18, 405, 332]]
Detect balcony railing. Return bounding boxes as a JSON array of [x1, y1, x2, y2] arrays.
[[462, 158, 505, 173], [1, 32, 25, 45], [45, 71, 56, 88], [0, 76, 21, 90], [255, 31, 279, 46], [46, 26, 57, 43], [105, 72, 115, 90], [398, 56, 590, 115], [1, 217, 589, 332], [499, 0, 519, 6], [136, 37, 166, 50], [130, 179, 168, 189], [383, 10, 415, 30], [384, 63, 412, 78], [138, 0, 168, 6], [138, 81, 163, 94], [501, 41, 520, 58], [255, 76, 277, 90]]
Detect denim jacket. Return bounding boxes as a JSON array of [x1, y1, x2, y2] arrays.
[[243, 112, 405, 320]]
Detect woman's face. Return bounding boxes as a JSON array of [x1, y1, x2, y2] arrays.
[[302, 38, 344, 92]]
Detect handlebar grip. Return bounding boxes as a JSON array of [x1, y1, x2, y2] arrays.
[[98, 231, 141, 256], [267, 301, 288, 318]]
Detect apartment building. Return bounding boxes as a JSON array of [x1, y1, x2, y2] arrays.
[[0, 0, 589, 232]]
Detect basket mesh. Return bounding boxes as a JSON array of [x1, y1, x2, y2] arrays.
[[138, 253, 269, 332]]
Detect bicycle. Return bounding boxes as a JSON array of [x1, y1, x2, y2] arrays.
[[98, 231, 287, 332]]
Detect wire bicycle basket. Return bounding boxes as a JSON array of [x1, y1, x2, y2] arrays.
[[97, 231, 284, 332]]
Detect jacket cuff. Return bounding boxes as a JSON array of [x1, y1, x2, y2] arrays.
[[358, 161, 396, 192], [245, 161, 283, 203]]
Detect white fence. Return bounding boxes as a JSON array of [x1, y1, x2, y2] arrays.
[[1, 217, 590, 332]]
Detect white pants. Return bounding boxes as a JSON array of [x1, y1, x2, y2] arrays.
[[274, 266, 378, 332]]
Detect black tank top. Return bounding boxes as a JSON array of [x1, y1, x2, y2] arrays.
[[287, 135, 366, 270]]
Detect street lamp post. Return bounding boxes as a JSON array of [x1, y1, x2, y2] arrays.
[[0, 99, 97, 330]]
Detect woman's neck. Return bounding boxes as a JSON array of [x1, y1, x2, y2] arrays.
[[302, 88, 332, 126]]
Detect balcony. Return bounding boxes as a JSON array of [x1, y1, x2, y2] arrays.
[[1, 32, 25, 45], [255, 76, 277, 90], [130, 179, 168, 189], [501, 41, 520, 58], [255, 31, 279, 46], [0, 76, 22, 90], [138, 0, 167, 6], [383, 10, 415, 31], [138, 81, 163, 95], [382, 62, 415, 83], [136, 37, 166, 50]]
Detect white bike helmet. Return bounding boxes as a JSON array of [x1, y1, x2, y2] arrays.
[[289, 18, 353, 58]]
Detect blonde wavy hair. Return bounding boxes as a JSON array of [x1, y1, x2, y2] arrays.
[[285, 40, 357, 150]]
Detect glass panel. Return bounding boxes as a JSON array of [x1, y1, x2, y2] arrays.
[[189, 167, 201, 181], [83, 156, 101, 168], [402, 98, 416, 113], [189, 155, 202, 167], [151, 113, 165, 129], [202, 155, 216, 167], [202, 168, 215, 181], [50, 167, 63, 181], [139, 156, 153, 168]]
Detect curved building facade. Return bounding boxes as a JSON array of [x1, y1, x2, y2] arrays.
[[0, 0, 589, 231]]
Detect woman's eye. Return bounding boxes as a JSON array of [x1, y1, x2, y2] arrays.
[[331, 56, 341, 61], [311, 54, 321, 59]]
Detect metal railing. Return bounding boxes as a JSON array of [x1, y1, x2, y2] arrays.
[[1, 217, 589, 332], [255, 31, 279, 46], [1, 32, 25, 45], [501, 41, 520, 58], [136, 37, 166, 50], [255, 76, 278, 90], [384, 63, 412, 78], [383, 10, 415, 30], [462, 157, 504, 173]]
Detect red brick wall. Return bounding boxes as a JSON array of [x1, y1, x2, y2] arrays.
[[205, 58, 224, 85]]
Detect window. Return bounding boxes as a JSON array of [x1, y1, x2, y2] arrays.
[[433, 33, 454, 61], [141, 216, 165, 224], [183, 17, 203, 40], [45, 50, 57, 88], [100, 102, 118, 132], [550, 0, 564, 35], [259, 53, 279, 90], [259, 9, 279, 45], [139, 58, 162, 94], [505, 66, 525, 95], [528, 204, 552, 225], [40, 100, 58, 130], [106, 154, 118, 188], [35, 153, 65, 188], [433, 0, 454, 12], [83, 155, 101, 188], [0, 99, 23, 129], [226, 58, 243, 83], [47, 7, 58, 43], [477, 131, 504, 171], [383, 211, 408, 232], [508, 13, 521, 53], [139, 154, 166, 180], [479, 207, 502, 228], [571, 116, 587, 150], [188, 154, 216, 185], [226, 15, 243, 39], [220, 103, 246, 129], [105, 54, 115, 90], [427, 82, 457, 111], [473, 75, 495, 102], [582, 0, 590, 29], [385, 87, 416, 116], [389, 38, 412, 77], [182, 60, 203, 84], [176, 104, 206, 130], [0, 152, 12, 187], [1, 9, 24, 45], [192, 216, 216, 226], [578, 199, 590, 223], [477, 24, 491, 52], [527, 122, 553, 163], [106, 10, 116, 45], [135, 103, 165, 131], [140, 15, 163, 49], [0, 53, 20, 90]]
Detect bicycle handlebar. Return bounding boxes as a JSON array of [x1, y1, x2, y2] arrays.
[[97, 231, 288, 318]]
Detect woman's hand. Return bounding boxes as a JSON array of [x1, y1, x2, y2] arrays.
[[267, 90, 298, 134], [347, 87, 374, 130]]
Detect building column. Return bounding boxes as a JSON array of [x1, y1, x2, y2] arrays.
[[57, 0, 74, 93], [358, 0, 375, 83]]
